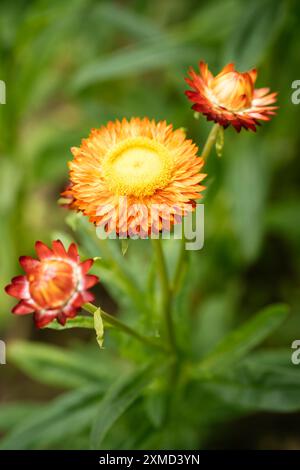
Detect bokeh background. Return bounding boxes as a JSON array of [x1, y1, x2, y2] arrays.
[[1, 0, 300, 449]]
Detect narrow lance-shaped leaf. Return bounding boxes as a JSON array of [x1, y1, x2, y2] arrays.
[[94, 307, 104, 349], [8, 341, 112, 389], [90, 361, 171, 449], [203, 350, 300, 412], [0, 385, 102, 450], [0, 403, 43, 433], [194, 303, 289, 378], [46, 316, 94, 330], [223, 0, 287, 69], [71, 41, 202, 91]]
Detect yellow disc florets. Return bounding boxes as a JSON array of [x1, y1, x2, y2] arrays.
[[102, 137, 173, 197]]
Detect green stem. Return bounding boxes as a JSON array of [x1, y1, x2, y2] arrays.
[[172, 236, 187, 294], [83, 303, 168, 354], [201, 123, 220, 161], [151, 239, 176, 353], [171, 123, 220, 297]]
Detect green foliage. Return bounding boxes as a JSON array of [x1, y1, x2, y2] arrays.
[[94, 308, 104, 349], [223, 0, 287, 69], [91, 362, 169, 449], [46, 316, 94, 330], [225, 137, 271, 261], [0, 403, 43, 433], [7, 341, 119, 389], [203, 350, 300, 412], [0, 385, 103, 450], [1, 0, 300, 451], [195, 304, 289, 377]]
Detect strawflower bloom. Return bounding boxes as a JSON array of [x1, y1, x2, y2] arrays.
[[5, 240, 98, 328], [66, 117, 206, 235], [185, 61, 277, 132]]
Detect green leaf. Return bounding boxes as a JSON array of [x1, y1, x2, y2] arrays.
[[90, 362, 169, 449], [225, 137, 270, 261], [203, 350, 300, 412], [96, 3, 161, 39], [65, 211, 84, 232], [195, 304, 289, 377], [8, 341, 112, 389], [121, 239, 129, 256], [76, 216, 150, 315], [145, 391, 168, 429], [46, 316, 94, 330], [0, 403, 42, 432], [94, 307, 104, 349], [223, 0, 287, 69], [50, 231, 74, 250], [190, 292, 237, 359], [0, 385, 102, 450], [184, 0, 241, 44], [71, 40, 200, 90], [267, 199, 300, 243]]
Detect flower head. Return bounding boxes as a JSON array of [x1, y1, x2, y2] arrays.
[[66, 117, 206, 235], [185, 61, 277, 132], [5, 240, 98, 328]]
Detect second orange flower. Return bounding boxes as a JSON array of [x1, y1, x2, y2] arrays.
[[185, 61, 277, 132]]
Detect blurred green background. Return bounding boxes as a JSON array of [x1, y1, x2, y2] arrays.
[[1, 0, 300, 449]]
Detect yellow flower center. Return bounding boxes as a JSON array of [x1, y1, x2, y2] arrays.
[[210, 71, 253, 112], [103, 137, 173, 197], [29, 259, 77, 310]]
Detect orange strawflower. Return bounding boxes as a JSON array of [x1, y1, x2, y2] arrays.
[[5, 240, 98, 328], [66, 118, 206, 235], [185, 61, 277, 132]]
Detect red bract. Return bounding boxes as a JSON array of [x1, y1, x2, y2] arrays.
[[185, 61, 278, 132], [5, 240, 98, 328]]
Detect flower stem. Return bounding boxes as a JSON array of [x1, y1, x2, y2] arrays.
[[172, 236, 187, 294], [83, 302, 168, 354], [201, 123, 220, 161], [151, 239, 177, 353], [171, 124, 220, 297]]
